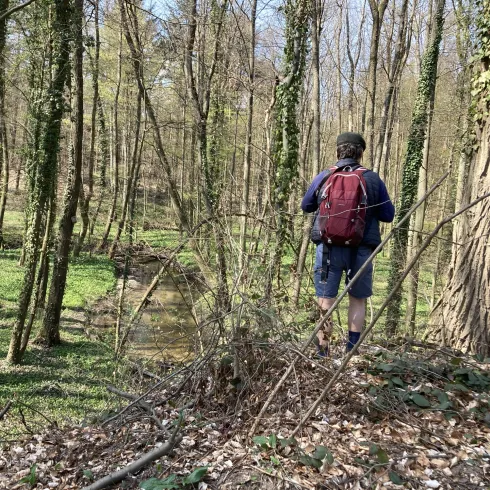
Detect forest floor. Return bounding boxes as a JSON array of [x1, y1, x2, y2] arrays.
[[0, 341, 489, 489]]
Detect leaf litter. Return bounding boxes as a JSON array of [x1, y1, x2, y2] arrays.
[[1, 343, 489, 489]]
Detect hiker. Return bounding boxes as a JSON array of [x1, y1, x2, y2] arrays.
[[301, 132, 395, 356]]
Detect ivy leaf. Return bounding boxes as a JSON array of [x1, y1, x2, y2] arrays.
[[377, 449, 389, 464], [299, 455, 322, 468], [19, 465, 37, 486], [412, 394, 431, 408], [377, 363, 395, 372], [182, 466, 209, 485], [435, 391, 451, 410], [268, 434, 277, 449], [82, 469, 94, 481], [369, 443, 379, 456], [389, 471, 404, 485], [445, 383, 469, 392], [391, 377, 405, 387], [312, 445, 327, 460], [253, 436, 270, 449], [279, 437, 297, 447]]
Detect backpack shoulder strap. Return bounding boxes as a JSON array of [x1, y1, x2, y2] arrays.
[[315, 166, 339, 194]]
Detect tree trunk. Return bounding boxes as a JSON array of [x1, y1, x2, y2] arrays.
[[118, 0, 211, 279], [385, 0, 445, 335], [345, 4, 365, 133], [99, 29, 122, 251], [0, 0, 9, 249], [404, 103, 432, 334], [292, 0, 320, 308], [265, 0, 309, 301], [39, 0, 84, 346], [373, 0, 411, 173], [109, 90, 141, 259], [429, 2, 490, 356], [238, 0, 256, 272], [365, 0, 389, 167]]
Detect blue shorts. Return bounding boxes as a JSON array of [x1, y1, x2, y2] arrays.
[[314, 244, 373, 299]]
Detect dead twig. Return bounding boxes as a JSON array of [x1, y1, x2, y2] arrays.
[[81, 426, 183, 490]]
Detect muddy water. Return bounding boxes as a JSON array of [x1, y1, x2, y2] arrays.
[[119, 260, 196, 361]]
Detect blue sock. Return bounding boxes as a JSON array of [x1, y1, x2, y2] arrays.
[[347, 331, 361, 352]]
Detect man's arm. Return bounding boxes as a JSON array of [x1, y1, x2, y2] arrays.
[[301, 170, 328, 213], [377, 180, 395, 223]]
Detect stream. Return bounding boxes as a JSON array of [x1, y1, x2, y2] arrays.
[[93, 259, 197, 361]]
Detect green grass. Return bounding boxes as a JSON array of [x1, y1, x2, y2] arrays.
[[0, 251, 120, 439]]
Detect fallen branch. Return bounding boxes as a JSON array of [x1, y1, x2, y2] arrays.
[[291, 190, 490, 436], [248, 171, 450, 438], [106, 385, 153, 412], [81, 427, 183, 490], [0, 400, 12, 421], [106, 385, 167, 430]]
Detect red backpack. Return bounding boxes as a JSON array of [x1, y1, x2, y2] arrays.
[[318, 165, 368, 246]]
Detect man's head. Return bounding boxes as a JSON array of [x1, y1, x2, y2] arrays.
[[336, 132, 366, 161]]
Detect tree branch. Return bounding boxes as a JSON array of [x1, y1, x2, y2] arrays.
[[0, 0, 36, 22]]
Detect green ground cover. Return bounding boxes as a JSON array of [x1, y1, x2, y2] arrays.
[[0, 251, 121, 439]]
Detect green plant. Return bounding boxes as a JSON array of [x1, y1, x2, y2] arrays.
[[139, 466, 209, 489], [19, 465, 37, 486]]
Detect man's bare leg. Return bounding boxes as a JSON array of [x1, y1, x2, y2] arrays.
[[347, 295, 366, 351], [316, 297, 335, 355]]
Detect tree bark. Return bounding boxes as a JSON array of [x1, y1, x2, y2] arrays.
[[99, 28, 122, 251], [39, 0, 84, 346], [238, 0, 256, 272], [74, 0, 100, 256], [365, 0, 389, 166], [429, 2, 490, 356]]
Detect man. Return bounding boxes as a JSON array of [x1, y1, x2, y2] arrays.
[[301, 132, 395, 356]]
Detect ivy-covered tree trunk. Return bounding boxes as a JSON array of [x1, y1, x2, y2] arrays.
[[0, 0, 9, 249], [7, 0, 72, 363], [38, 0, 84, 346], [265, 0, 308, 300], [429, 0, 490, 356], [385, 0, 445, 335], [292, 0, 320, 308]]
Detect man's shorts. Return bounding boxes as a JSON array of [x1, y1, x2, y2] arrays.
[[314, 244, 373, 299]]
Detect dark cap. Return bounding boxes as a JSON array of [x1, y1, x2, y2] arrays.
[[336, 132, 366, 150]]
